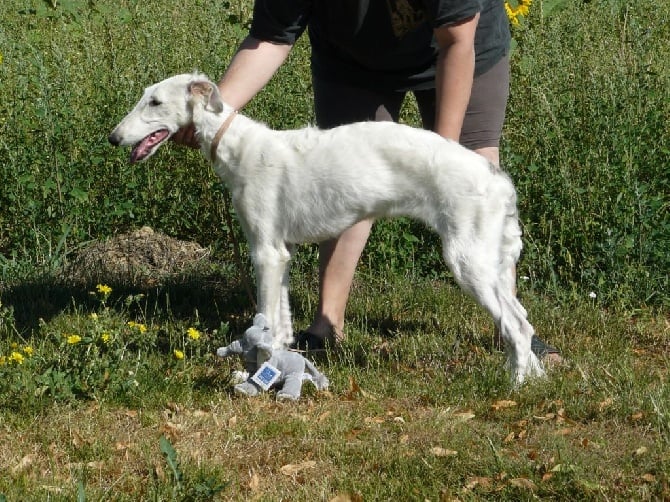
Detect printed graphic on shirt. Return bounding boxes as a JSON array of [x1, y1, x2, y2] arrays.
[[387, 0, 427, 38]]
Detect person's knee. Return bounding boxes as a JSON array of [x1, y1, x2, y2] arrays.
[[473, 146, 500, 167]]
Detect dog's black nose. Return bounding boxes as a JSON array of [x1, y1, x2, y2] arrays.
[[108, 132, 120, 146]]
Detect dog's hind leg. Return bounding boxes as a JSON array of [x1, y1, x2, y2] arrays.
[[439, 202, 543, 384], [496, 287, 543, 384], [251, 243, 293, 349], [447, 248, 541, 384]]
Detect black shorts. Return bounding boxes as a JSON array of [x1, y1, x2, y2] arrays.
[[313, 55, 509, 151]]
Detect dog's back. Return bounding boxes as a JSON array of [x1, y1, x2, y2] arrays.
[[218, 118, 500, 244]]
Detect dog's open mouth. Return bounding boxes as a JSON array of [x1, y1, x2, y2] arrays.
[[130, 129, 170, 163]]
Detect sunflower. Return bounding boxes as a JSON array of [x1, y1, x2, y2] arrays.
[[505, 0, 532, 26]]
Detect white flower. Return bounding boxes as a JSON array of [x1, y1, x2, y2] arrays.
[[589, 292, 597, 299]]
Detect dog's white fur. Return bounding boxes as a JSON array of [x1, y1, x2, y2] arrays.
[[109, 73, 544, 384]]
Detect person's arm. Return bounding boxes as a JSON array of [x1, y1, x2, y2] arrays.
[[217, 35, 293, 109], [171, 35, 292, 147], [433, 13, 479, 142]]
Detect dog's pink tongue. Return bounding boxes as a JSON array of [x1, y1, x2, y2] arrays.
[[130, 130, 169, 163]]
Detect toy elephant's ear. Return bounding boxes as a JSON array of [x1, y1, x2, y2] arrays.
[[253, 313, 270, 330], [256, 342, 273, 363]]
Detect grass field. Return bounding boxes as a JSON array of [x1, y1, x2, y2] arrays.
[[1, 272, 668, 500], [0, 0, 668, 500]]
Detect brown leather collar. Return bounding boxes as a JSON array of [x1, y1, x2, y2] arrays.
[[209, 110, 238, 160]]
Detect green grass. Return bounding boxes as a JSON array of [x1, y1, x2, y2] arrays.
[[0, 271, 668, 500], [0, 0, 669, 499]]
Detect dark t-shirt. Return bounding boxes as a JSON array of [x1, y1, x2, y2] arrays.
[[249, 0, 510, 91]]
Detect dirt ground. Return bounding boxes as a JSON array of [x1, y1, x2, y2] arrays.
[[60, 226, 211, 287]]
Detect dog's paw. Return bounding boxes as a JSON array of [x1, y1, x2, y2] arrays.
[[506, 352, 546, 387]]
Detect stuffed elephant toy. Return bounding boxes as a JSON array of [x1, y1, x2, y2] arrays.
[[216, 313, 329, 401]]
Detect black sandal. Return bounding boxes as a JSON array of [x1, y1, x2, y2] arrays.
[[530, 335, 560, 358], [292, 330, 338, 354]]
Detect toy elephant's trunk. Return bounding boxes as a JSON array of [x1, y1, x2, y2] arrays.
[[303, 358, 329, 391], [216, 340, 243, 357]]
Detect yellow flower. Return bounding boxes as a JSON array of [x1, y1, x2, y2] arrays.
[[90, 312, 98, 320], [0, 355, 6, 366], [187, 327, 201, 341], [128, 321, 147, 333], [174, 349, 185, 360], [23, 346, 34, 356], [505, 0, 531, 26], [96, 284, 112, 296], [101, 333, 112, 344], [10, 351, 25, 364], [67, 334, 82, 345]]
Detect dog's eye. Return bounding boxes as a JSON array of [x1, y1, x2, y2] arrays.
[[148, 97, 162, 107]]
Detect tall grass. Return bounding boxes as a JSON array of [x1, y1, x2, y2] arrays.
[[504, 0, 669, 307], [0, 0, 667, 308]]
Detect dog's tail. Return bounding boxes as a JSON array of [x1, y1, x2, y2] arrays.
[[495, 169, 524, 300], [492, 168, 543, 383]]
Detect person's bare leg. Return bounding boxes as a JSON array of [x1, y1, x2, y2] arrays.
[[304, 219, 373, 341], [474, 146, 499, 167]]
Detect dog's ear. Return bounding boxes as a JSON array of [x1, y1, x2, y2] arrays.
[[188, 80, 224, 113]]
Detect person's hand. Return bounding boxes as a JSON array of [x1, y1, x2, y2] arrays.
[[171, 124, 200, 149]]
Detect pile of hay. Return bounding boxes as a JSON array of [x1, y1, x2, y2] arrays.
[[60, 226, 211, 287]]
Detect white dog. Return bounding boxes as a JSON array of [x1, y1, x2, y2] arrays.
[[109, 73, 544, 384]]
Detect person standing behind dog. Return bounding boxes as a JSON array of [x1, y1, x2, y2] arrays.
[[173, 0, 560, 361]]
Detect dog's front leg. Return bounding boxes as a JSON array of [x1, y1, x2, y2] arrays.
[[252, 243, 292, 349], [276, 244, 296, 347]]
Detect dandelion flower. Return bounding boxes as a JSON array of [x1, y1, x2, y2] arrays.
[[101, 333, 112, 344], [187, 327, 201, 341], [67, 334, 82, 345], [23, 346, 34, 356], [174, 349, 185, 360], [90, 312, 98, 320], [0, 355, 6, 366], [96, 284, 112, 296], [128, 321, 148, 333], [10, 351, 25, 364]]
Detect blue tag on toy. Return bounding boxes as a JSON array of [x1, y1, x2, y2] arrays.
[[251, 362, 281, 391]]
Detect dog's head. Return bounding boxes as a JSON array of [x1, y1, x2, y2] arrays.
[[108, 73, 224, 163]]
